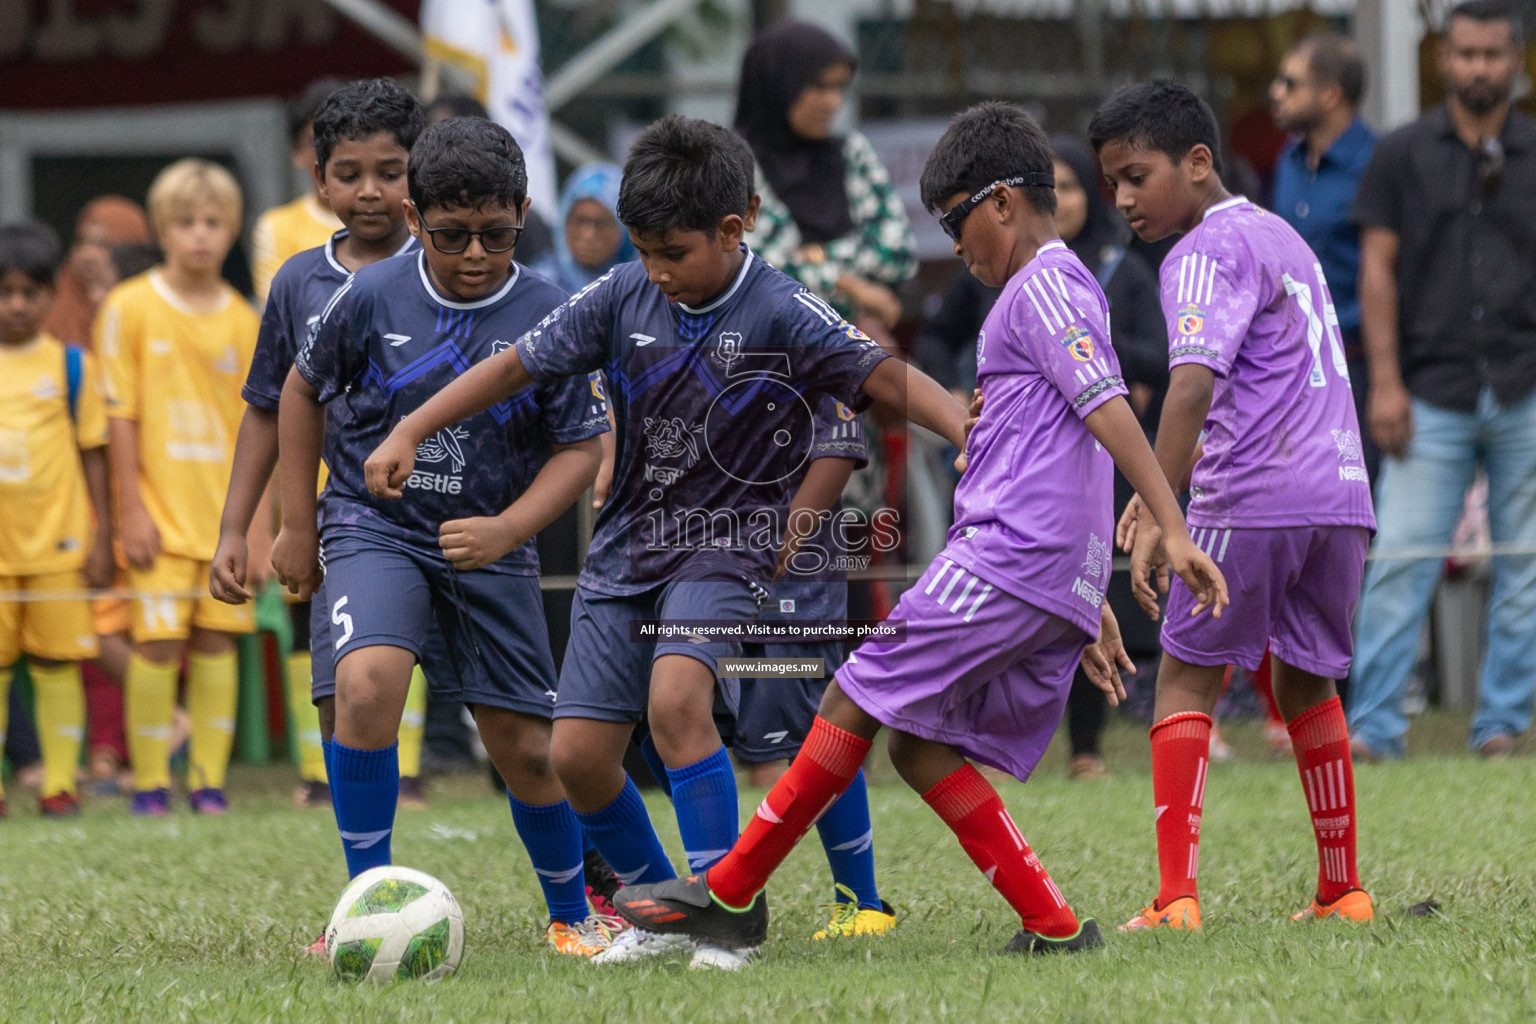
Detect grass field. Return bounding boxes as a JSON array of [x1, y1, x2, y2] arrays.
[[1, 711, 1533, 1024]]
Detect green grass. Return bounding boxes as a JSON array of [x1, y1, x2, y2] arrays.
[[1, 711, 1533, 1023]]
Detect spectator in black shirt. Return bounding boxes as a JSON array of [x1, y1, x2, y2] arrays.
[[1349, 0, 1536, 760]]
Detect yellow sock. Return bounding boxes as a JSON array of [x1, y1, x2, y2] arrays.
[[187, 650, 237, 791], [30, 661, 84, 798], [285, 651, 327, 783], [399, 665, 427, 778], [126, 654, 177, 791], [0, 667, 11, 800]]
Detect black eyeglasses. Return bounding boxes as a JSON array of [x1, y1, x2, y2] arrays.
[[421, 222, 524, 254], [939, 174, 1056, 240], [1477, 136, 1505, 199]]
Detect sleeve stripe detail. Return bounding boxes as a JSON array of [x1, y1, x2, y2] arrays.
[[1047, 268, 1086, 320], [1177, 253, 1218, 305], [1073, 376, 1124, 408], [1023, 276, 1064, 332], [1170, 345, 1221, 360]]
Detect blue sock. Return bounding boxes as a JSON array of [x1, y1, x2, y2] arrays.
[[321, 739, 341, 829], [639, 735, 673, 798], [330, 741, 398, 878], [665, 745, 739, 872], [814, 768, 882, 908], [508, 795, 588, 925], [573, 775, 675, 885]]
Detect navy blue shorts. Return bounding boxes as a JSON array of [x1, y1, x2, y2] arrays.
[[727, 641, 843, 762], [319, 527, 557, 718], [555, 581, 764, 723], [306, 579, 459, 703]]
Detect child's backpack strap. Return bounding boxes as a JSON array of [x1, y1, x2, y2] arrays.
[[65, 343, 84, 422]]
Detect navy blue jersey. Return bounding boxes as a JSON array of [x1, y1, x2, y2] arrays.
[[515, 249, 888, 595], [244, 230, 417, 411], [296, 253, 608, 574], [762, 395, 868, 623]]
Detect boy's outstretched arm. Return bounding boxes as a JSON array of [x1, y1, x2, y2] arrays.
[[210, 408, 279, 603], [858, 357, 969, 450], [80, 445, 114, 589], [271, 368, 326, 600], [439, 437, 603, 571], [366, 347, 535, 499], [1081, 393, 1227, 620]]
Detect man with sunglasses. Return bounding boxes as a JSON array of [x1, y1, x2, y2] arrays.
[[1271, 33, 1376, 484], [1350, 0, 1536, 762]]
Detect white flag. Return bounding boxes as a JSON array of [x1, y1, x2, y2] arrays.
[[421, 0, 559, 218]]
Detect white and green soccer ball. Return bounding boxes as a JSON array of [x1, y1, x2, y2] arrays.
[[326, 866, 464, 984]]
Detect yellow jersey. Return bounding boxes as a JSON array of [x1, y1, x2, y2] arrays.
[[0, 333, 108, 576], [251, 195, 342, 305], [98, 271, 258, 561]]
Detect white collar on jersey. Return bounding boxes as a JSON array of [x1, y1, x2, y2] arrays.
[[1203, 195, 1250, 220], [678, 247, 755, 315], [1036, 239, 1068, 256], [147, 268, 232, 316], [415, 251, 521, 310], [324, 230, 416, 276]]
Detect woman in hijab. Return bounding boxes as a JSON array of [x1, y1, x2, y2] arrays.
[[735, 21, 915, 332], [44, 196, 152, 347], [535, 162, 635, 294]]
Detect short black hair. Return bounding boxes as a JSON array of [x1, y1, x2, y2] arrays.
[[313, 78, 425, 174], [616, 116, 754, 236], [1088, 80, 1225, 177], [288, 77, 345, 145], [919, 101, 1056, 216], [1295, 32, 1367, 106], [1448, 0, 1525, 44], [426, 93, 490, 123], [408, 117, 527, 215], [0, 221, 63, 285]]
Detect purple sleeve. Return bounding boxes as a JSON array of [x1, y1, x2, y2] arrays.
[[514, 270, 615, 381], [1009, 270, 1127, 419], [809, 394, 869, 468], [242, 275, 295, 411], [1160, 250, 1259, 378], [780, 289, 890, 410], [294, 278, 362, 404], [536, 370, 611, 444]]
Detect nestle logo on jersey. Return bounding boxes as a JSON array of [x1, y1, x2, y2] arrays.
[[1339, 466, 1369, 482], [1070, 576, 1103, 608], [1060, 325, 1094, 362]]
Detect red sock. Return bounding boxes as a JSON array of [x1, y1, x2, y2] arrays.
[[707, 717, 869, 908], [922, 765, 1078, 937], [1150, 712, 1212, 908], [1287, 696, 1360, 904]]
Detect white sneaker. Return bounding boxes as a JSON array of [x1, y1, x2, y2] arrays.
[[589, 926, 692, 964], [688, 942, 757, 971]]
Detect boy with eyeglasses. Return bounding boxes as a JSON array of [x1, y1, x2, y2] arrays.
[[271, 116, 618, 957]]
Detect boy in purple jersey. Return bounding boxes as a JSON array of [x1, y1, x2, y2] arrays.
[[362, 115, 977, 968], [606, 103, 1226, 961], [1091, 81, 1376, 932], [270, 118, 617, 958]]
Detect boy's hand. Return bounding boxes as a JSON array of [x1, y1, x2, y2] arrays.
[[271, 526, 323, 601], [955, 389, 983, 474], [1080, 603, 1133, 706], [439, 515, 525, 571], [83, 535, 115, 591], [364, 430, 418, 500], [208, 533, 252, 604], [1129, 518, 1168, 620], [1116, 493, 1144, 552], [1165, 533, 1229, 620], [120, 505, 161, 570]]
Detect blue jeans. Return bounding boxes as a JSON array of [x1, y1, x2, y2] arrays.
[[1348, 388, 1536, 754]]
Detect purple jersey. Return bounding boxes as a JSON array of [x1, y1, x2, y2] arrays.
[[1162, 197, 1375, 530], [943, 241, 1126, 637], [515, 250, 889, 595], [296, 254, 607, 574]]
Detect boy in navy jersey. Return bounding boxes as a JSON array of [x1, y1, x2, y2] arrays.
[[271, 117, 615, 957], [363, 116, 969, 967], [210, 78, 427, 818], [609, 103, 1225, 962]]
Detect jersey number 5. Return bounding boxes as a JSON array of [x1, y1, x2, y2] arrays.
[[1282, 261, 1350, 389], [332, 595, 354, 650]]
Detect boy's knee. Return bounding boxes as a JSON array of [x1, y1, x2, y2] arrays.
[[473, 706, 555, 783], [187, 628, 235, 656], [134, 639, 180, 666], [549, 720, 628, 810]]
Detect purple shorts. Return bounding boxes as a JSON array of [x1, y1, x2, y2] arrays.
[[1162, 525, 1369, 679], [835, 556, 1088, 781]]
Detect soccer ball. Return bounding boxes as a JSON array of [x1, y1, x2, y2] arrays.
[[325, 866, 464, 984]]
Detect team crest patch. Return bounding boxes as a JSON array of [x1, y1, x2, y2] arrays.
[[835, 401, 857, 422], [589, 373, 606, 401], [841, 322, 872, 342], [1177, 303, 1206, 336], [1061, 325, 1094, 362]]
